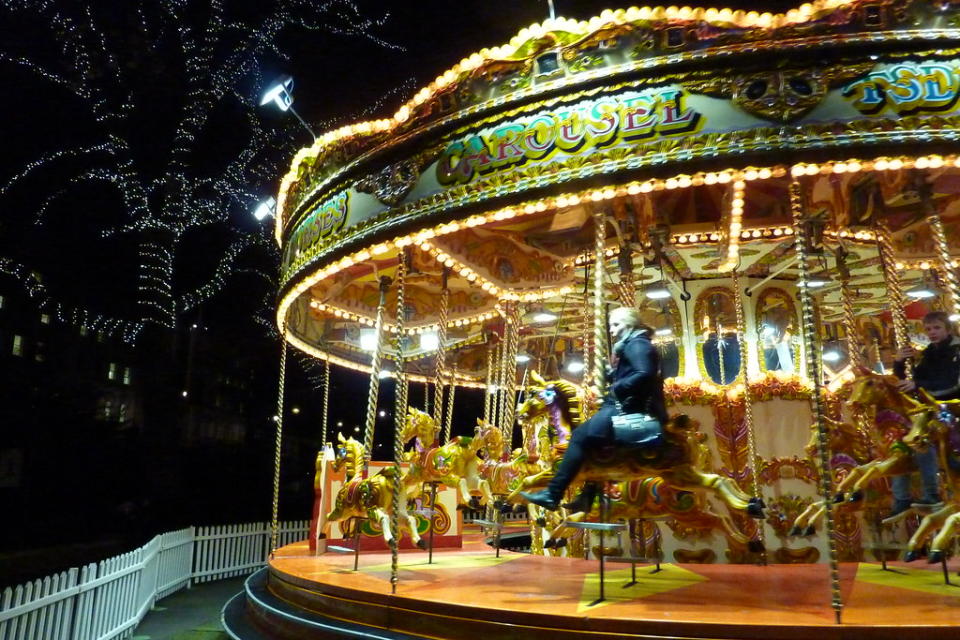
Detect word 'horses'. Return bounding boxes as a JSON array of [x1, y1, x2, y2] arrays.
[[323, 434, 425, 549], [508, 373, 763, 520]]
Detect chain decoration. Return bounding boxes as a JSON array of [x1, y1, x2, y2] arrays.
[[732, 270, 765, 555], [390, 251, 408, 594], [790, 177, 843, 624], [592, 210, 609, 395], [363, 277, 391, 465], [434, 269, 451, 436], [270, 326, 289, 556], [875, 223, 913, 379]]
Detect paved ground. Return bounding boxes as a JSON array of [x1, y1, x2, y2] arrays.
[[131, 576, 246, 640]]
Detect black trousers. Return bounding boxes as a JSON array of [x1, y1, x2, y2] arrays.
[[546, 403, 617, 496]]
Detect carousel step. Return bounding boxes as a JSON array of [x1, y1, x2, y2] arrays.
[[567, 522, 626, 532], [223, 569, 422, 640], [326, 545, 355, 553]]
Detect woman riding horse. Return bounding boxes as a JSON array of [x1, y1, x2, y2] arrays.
[[520, 306, 668, 511]]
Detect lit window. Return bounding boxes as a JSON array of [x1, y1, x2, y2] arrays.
[[118, 403, 127, 422], [97, 332, 104, 342], [79, 325, 88, 336], [12, 335, 23, 357], [0, 295, 5, 309], [40, 314, 50, 325], [108, 362, 117, 381], [123, 367, 132, 385], [35, 343, 45, 362]]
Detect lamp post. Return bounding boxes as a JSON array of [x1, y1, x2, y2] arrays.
[[260, 75, 317, 143]]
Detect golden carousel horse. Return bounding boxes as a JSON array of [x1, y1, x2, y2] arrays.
[[476, 420, 542, 498], [832, 370, 926, 504], [544, 477, 761, 553], [901, 393, 960, 563], [323, 434, 425, 549], [400, 408, 494, 507], [506, 373, 764, 520], [789, 415, 882, 536]]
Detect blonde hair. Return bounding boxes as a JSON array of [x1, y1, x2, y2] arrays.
[[609, 306, 655, 334]]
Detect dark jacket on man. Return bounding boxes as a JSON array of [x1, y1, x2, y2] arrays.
[[894, 335, 960, 400]]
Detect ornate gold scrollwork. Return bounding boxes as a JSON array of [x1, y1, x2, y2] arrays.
[[685, 64, 874, 123]]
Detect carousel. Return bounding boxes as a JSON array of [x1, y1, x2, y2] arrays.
[[224, 2, 960, 639]]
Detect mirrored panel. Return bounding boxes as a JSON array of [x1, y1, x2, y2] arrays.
[[639, 297, 683, 380], [755, 287, 799, 374], [695, 286, 741, 385]]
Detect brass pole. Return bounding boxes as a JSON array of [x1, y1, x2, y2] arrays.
[[363, 277, 391, 465], [875, 223, 913, 379], [500, 302, 521, 445], [270, 325, 289, 556], [434, 269, 451, 436], [592, 210, 609, 395], [836, 245, 864, 371], [790, 177, 843, 624], [732, 270, 766, 557], [915, 170, 960, 317], [321, 355, 330, 449], [390, 250, 409, 594]]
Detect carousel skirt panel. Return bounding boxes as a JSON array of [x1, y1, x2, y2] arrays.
[[226, 538, 960, 640]]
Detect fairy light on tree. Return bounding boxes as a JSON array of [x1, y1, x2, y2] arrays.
[[0, 0, 398, 336]]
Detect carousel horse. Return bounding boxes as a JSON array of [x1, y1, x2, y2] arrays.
[[505, 373, 764, 519], [831, 370, 926, 504], [544, 423, 761, 553], [476, 421, 541, 498], [323, 434, 425, 549], [901, 393, 960, 563], [789, 415, 880, 536], [544, 477, 761, 553], [400, 408, 494, 507]]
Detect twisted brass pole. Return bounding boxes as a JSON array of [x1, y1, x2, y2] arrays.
[[483, 342, 494, 426], [916, 171, 960, 318], [444, 363, 457, 444], [363, 277, 391, 465], [500, 302, 521, 445], [732, 270, 765, 556], [270, 325, 289, 556], [390, 251, 409, 594], [321, 355, 330, 449], [434, 269, 451, 436], [790, 177, 843, 624], [875, 223, 913, 379], [836, 246, 863, 371], [581, 273, 595, 390], [592, 210, 609, 395]]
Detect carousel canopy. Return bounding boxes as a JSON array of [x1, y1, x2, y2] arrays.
[[273, 0, 960, 382]]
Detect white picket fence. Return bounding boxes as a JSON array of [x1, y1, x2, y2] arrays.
[[0, 520, 308, 640]]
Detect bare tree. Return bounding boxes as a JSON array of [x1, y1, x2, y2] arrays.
[[0, 0, 398, 339]]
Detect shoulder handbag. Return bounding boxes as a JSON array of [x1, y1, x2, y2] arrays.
[[610, 398, 663, 448]]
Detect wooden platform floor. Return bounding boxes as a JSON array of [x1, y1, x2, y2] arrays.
[[266, 536, 960, 640]]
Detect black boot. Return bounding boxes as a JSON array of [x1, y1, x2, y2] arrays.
[[519, 488, 561, 511], [562, 482, 599, 513]]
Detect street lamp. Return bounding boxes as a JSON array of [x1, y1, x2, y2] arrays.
[[253, 196, 276, 221], [260, 75, 317, 142]]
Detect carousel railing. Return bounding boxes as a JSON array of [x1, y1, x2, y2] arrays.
[[0, 520, 308, 640]]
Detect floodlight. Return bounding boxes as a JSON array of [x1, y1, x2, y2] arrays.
[[253, 196, 276, 221], [261, 75, 295, 111], [565, 360, 585, 374], [420, 331, 440, 351], [645, 284, 671, 300]]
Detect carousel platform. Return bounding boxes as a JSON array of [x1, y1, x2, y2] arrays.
[[222, 535, 960, 640]]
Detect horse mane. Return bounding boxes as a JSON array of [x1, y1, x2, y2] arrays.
[[547, 379, 585, 427]]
